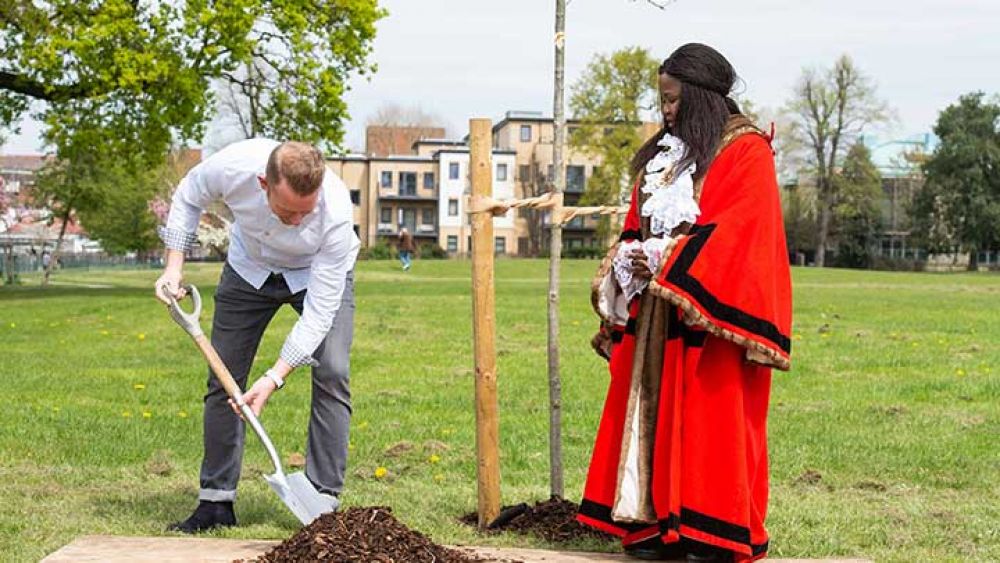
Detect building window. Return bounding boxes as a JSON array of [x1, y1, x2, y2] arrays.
[[380, 206, 392, 224], [421, 208, 435, 226], [519, 165, 530, 182], [399, 172, 417, 196], [449, 162, 460, 180], [494, 236, 507, 254], [447, 235, 458, 252], [349, 190, 360, 205], [520, 125, 532, 142], [423, 172, 435, 189], [566, 165, 585, 193], [448, 198, 459, 216], [380, 171, 392, 188], [496, 163, 508, 181]]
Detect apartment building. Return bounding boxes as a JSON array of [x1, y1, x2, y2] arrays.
[[327, 133, 517, 255], [492, 111, 660, 254], [329, 114, 658, 256]]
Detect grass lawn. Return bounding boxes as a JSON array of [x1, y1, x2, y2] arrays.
[[1, 260, 998, 562]]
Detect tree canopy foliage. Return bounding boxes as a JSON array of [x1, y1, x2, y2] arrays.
[[911, 92, 1000, 268]]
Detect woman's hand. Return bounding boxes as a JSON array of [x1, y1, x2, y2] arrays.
[[629, 248, 653, 280]]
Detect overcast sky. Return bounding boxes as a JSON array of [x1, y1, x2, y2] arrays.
[[3, 0, 999, 154]]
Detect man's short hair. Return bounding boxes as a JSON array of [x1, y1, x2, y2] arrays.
[[265, 141, 326, 196]]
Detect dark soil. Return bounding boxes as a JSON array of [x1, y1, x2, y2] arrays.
[[461, 498, 616, 544], [244, 506, 496, 562]]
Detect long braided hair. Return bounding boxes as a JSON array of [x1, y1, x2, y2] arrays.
[[630, 43, 742, 181]]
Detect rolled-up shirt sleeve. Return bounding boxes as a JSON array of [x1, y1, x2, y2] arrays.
[[280, 219, 360, 368], [159, 162, 219, 251]]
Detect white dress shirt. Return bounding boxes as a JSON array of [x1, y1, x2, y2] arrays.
[[160, 138, 360, 368]]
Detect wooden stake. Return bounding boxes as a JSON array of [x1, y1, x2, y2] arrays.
[[469, 118, 501, 528]]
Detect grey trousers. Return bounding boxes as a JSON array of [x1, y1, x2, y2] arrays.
[[198, 262, 354, 502]]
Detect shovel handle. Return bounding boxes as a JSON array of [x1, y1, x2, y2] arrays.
[[193, 333, 245, 404], [162, 284, 244, 405]]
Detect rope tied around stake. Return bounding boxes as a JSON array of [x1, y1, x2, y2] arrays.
[[468, 191, 628, 225]]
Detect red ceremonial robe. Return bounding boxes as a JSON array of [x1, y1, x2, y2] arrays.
[[578, 119, 792, 562]]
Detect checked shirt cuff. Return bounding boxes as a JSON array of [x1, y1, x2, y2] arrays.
[[280, 340, 320, 368], [158, 226, 199, 252]]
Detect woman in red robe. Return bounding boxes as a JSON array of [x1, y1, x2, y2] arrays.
[[578, 44, 792, 562]]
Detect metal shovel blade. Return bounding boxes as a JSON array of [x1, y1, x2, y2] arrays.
[[264, 471, 338, 526]]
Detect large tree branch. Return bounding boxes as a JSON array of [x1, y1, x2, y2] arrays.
[[0, 70, 91, 101]]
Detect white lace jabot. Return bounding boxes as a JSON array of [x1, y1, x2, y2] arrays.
[[639, 134, 700, 237]]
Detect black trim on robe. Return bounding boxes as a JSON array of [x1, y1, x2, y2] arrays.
[[664, 224, 791, 354]]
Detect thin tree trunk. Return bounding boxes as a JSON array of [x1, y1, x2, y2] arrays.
[[815, 183, 831, 267], [547, 0, 566, 501], [968, 247, 979, 271], [42, 206, 72, 287]]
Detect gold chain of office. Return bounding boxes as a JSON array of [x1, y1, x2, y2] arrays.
[[467, 192, 628, 225]]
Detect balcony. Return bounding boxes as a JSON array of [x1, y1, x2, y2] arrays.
[[379, 191, 438, 202]]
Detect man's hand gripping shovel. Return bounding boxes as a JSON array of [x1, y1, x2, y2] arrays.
[[162, 284, 336, 526]]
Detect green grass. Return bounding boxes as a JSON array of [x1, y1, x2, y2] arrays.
[[1, 260, 998, 562]]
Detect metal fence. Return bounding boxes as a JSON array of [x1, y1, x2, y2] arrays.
[[1, 252, 167, 278]]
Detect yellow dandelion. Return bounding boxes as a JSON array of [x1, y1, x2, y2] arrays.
[[348, 442, 355, 451], [177, 411, 188, 418], [434, 473, 445, 483], [911, 342, 919, 348], [357, 421, 369, 430], [142, 411, 152, 419], [572, 320, 580, 326], [956, 369, 966, 377], [122, 411, 132, 418], [133, 384, 146, 390], [793, 334, 803, 340], [441, 428, 454, 436], [100, 330, 110, 336], [821, 333, 830, 339], [937, 339, 945, 345], [374, 467, 388, 479], [137, 333, 146, 341], [428, 454, 441, 464], [9, 323, 15, 328]]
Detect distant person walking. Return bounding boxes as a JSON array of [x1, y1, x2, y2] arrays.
[[397, 227, 415, 271]]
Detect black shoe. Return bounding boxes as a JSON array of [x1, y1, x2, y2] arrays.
[[624, 537, 686, 560], [683, 539, 731, 562], [167, 500, 236, 534]]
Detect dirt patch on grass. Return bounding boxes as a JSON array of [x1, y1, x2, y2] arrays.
[[245, 506, 500, 562], [461, 498, 616, 544]]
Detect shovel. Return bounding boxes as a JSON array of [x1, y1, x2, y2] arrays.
[[163, 283, 335, 526]]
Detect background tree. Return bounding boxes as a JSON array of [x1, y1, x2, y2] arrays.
[[31, 156, 105, 286], [911, 92, 1000, 270], [786, 55, 890, 267], [831, 142, 883, 268], [1, 1, 385, 261], [568, 46, 659, 241]]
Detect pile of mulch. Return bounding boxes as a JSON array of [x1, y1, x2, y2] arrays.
[[461, 498, 616, 544], [245, 506, 496, 562]]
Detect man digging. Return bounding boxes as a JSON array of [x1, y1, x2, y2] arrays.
[[154, 139, 359, 533]]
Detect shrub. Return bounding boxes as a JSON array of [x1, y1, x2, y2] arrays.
[[418, 243, 447, 259]]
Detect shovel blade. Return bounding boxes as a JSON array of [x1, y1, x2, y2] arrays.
[[264, 471, 338, 526]]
